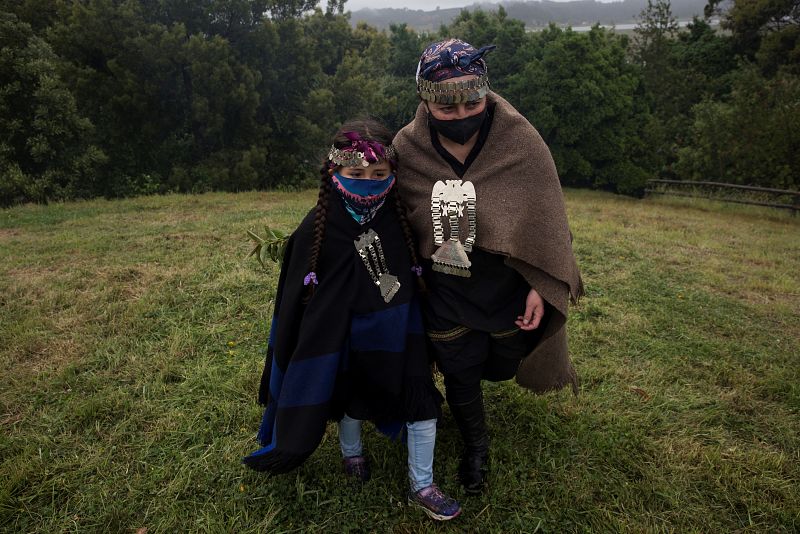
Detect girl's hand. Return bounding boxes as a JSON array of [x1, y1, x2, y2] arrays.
[[515, 288, 544, 331]]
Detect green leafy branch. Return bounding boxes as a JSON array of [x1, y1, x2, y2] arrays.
[[247, 226, 289, 268]]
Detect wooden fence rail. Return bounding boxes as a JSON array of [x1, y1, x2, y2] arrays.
[[646, 179, 799, 214]]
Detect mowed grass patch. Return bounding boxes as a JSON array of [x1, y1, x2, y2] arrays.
[[0, 190, 798, 532]]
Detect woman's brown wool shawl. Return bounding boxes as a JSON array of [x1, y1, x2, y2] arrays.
[[393, 91, 584, 394]]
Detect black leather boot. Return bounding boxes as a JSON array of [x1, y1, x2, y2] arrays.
[[448, 392, 489, 494]]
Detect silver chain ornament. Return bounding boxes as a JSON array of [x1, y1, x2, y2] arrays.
[[354, 229, 401, 303]]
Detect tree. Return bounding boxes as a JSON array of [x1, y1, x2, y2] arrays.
[[2, 0, 62, 31], [632, 0, 680, 118], [707, 0, 800, 75], [506, 26, 652, 195], [266, 0, 320, 20], [387, 23, 423, 78], [675, 65, 800, 188], [630, 0, 738, 179], [0, 12, 105, 205], [674, 17, 737, 97]]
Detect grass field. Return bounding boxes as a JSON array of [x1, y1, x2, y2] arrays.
[[1, 190, 798, 533]]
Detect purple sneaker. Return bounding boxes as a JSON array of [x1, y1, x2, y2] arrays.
[[408, 484, 462, 521], [342, 455, 370, 482]]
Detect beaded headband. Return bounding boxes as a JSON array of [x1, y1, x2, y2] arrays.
[[416, 74, 490, 104], [328, 133, 397, 168]]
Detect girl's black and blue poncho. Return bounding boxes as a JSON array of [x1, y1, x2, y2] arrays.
[[243, 193, 442, 474]]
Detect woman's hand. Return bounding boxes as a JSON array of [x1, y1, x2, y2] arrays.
[[515, 288, 544, 331]]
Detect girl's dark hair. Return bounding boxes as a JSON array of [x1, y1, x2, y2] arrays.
[[391, 186, 426, 293], [305, 118, 425, 300]]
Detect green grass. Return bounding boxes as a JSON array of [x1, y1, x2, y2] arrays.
[[1, 190, 798, 533]]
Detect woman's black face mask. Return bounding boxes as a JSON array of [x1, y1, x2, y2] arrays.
[[428, 107, 487, 145]]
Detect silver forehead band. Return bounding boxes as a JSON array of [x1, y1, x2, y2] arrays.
[[417, 75, 490, 104], [328, 145, 397, 168]]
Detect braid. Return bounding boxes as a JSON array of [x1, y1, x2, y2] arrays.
[[305, 167, 331, 302], [392, 186, 427, 293]]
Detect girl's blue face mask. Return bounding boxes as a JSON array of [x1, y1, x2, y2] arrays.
[[333, 173, 395, 197], [331, 173, 396, 224]]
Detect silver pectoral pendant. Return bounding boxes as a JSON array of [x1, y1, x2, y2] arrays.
[[430, 179, 477, 278], [354, 229, 401, 303]]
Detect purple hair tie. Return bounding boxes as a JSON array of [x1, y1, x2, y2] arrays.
[[303, 272, 318, 286], [411, 265, 423, 276]]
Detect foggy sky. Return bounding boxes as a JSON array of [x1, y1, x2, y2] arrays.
[[345, 0, 615, 13]]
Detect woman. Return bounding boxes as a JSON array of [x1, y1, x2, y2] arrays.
[[393, 38, 584, 494]]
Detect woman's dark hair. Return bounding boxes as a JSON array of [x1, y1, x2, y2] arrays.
[[305, 118, 425, 300]]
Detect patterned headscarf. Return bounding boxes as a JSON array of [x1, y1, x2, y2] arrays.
[[416, 38, 496, 82]]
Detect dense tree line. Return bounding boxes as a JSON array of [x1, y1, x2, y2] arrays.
[[1, 0, 797, 206]]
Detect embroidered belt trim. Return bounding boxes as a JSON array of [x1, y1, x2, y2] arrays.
[[489, 328, 520, 340], [426, 325, 472, 342]]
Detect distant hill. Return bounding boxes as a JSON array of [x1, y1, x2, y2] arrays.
[[350, 0, 710, 32]]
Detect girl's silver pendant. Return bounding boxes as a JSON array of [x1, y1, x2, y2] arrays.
[[378, 273, 401, 303], [354, 229, 401, 303]]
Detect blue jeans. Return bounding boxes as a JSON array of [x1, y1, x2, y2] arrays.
[[338, 414, 436, 492]]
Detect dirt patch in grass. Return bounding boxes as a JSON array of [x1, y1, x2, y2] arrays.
[[7, 260, 190, 302], [2, 262, 190, 376], [0, 410, 24, 427], [0, 228, 22, 239], [5, 264, 60, 280], [91, 262, 194, 303], [28, 337, 88, 374]]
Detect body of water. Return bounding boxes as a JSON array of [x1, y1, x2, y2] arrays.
[[565, 19, 719, 32]]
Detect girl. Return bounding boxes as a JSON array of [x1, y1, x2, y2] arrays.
[[243, 119, 461, 521]]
